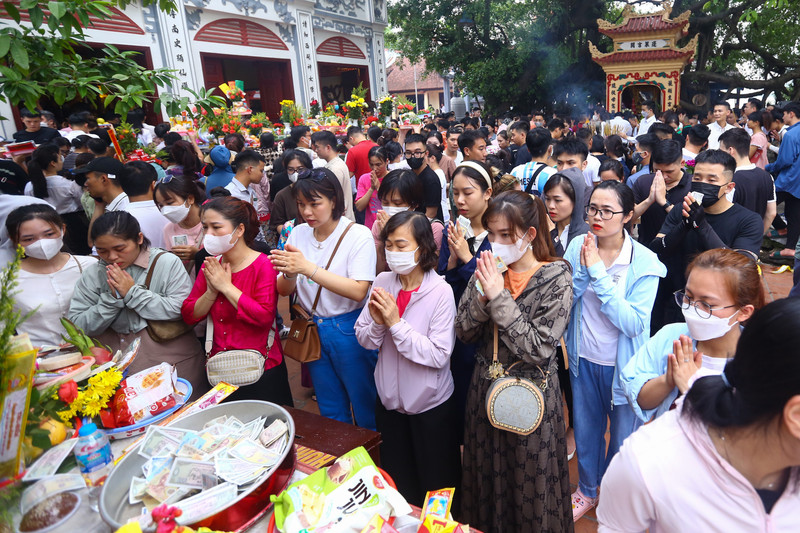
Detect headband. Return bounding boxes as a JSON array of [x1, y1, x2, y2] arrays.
[[457, 161, 493, 190]]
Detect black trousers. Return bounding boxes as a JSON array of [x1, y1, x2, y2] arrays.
[[777, 191, 800, 251], [375, 395, 462, 508], [224, 357, 295, 407]]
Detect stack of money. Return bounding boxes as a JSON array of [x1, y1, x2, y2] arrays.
[[128, 416, 289, 526]]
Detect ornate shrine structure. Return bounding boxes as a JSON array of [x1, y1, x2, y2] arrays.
[[589, 3, 698, 113]]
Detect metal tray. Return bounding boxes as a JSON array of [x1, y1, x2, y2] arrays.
[[99, 400, 296, 532]]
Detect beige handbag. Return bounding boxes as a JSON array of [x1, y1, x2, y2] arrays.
[[143, 252, 194, 343], [204, 314, 277, 387], [485, 323, 548, 435]]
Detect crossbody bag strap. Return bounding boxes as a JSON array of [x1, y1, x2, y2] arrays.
[[524, 164, 547, 194], [143, 251, 168, 289], [309, 221, 355, 315], [71, 254, 83, 274], [205, 311, 278, 355]]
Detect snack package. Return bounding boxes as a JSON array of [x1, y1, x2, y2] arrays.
[[417, 516, 467, 533], [360, 514, 399, 533], [420, 489, 454, 521], [111, 363, 178, 427], [271, 447, 411, 532]]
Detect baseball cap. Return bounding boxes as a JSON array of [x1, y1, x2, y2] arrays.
[[72, 156, 124, 178]]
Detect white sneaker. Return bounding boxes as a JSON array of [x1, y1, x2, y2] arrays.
[[279, 326, 290, 340]]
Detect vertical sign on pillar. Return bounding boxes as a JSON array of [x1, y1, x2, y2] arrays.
[[156, 7, 199, 97], [372, 32, 388, 96], [296, 11, 319, 108]]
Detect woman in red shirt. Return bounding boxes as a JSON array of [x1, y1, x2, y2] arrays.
[[181, 197, 293, 405]]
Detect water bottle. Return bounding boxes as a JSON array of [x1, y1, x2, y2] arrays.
[[73, 418, 113, 487]]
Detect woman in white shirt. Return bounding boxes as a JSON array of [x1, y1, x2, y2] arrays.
[[7, 204, 96, 347], [270, 168, 379, 429], [24, 143, 90, 254]]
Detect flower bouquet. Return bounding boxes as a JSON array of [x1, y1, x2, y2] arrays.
[[115, 121, 141, 157], [309, 99, 321, 117], [245, 112, 269, 137], [378, 94, 395, 120], [280, 100, 302, 125]]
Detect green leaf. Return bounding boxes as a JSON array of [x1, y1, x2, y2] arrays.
[[3, 2, 20, 23], [0, 34, 9, 57], [19, 0, 37, 8], [48, 1, 66, 19], [54, 86, 66, 104], [28, 6, 43, 28], [10, 41, 29, 70]]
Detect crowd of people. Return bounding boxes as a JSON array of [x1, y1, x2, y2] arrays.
[[3, 97, 800, 533]]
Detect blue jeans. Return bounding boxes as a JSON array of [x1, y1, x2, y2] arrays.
[[309, 308, 378, 430], [571, 358, 641, 499]]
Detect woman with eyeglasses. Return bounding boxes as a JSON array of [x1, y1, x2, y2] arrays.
[[563, 180, 666, 521], [270, 168, 379, 429], [153, 174, 205, 276], [269, 150, 312, 248], [620, 248, 764, 422], [598, 298, 800, 532]]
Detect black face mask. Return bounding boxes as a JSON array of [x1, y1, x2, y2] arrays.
[[406, 156, 425, 170], [632, 152, 644, 166], [690, 181, 722, 208]]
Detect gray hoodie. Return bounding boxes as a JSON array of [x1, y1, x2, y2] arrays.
[[548, 166, 591, 254]]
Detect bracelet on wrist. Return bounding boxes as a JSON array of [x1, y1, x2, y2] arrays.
[[309, 265, 320, 280]]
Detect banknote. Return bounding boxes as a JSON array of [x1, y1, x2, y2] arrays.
[[129, 476, 147, 505], [258, 419, 287, 447], [229, 439, 280, 465], [174, 482, 238, 525], [166, 458, 216, 489], [22, 439, 78, 481], [139, 427, 181, 459]]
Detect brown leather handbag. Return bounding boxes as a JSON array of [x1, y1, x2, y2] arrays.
[[143, 251, 194, 343], [283, 222, 354, 363]]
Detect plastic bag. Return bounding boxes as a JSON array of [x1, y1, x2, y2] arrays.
[[111, 363, 178, 427]]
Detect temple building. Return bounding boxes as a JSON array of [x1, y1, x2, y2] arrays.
[[0, 0, 389, 133], [589, 3, 698, 113]]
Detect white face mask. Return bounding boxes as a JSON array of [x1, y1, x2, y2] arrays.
[[385, 247, 419, 275], [24, 235, 63, 260], [160, 201, 190, 224], [381, 205, 408, 217], [682, 308, 740, 341], [288, 172, 299, 183], [203, 231, 238, 255], [491, 236, 530, 267]]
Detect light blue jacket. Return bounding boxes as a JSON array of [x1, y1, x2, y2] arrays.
[[564, 233, 666, 406], [619, 322, 691, 421]]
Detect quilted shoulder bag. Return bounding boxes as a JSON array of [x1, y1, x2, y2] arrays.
[[143, 251, 194, 343], [283, 222, 354, 363], [205, 314, 277, 387]]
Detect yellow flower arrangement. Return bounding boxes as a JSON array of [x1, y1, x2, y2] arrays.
[[49, 368, 123, 424]]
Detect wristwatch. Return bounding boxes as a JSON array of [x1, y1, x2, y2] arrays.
[[661, 200, 672, 212]]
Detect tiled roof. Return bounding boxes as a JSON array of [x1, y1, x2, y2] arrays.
[[600, 14, 688, 36], [0, 1, 144, 34], [593, 49, 694, 65], [387, 57, 444, 92]]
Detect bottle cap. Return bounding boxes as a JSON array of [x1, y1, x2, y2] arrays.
[[78, 417, 98, 437]]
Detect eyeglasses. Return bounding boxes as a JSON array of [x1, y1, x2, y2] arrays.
[[286, 166, 306, 173], [584, 205, 625, 220], [404, 151, 426, 158], [157, 173, 176, 184], [674, 290, 737, 319]]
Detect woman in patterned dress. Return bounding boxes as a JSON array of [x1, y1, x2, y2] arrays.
[[455, 190, 574, 533]]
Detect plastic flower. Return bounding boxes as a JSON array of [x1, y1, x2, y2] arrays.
[[57, 380, 79, 404]]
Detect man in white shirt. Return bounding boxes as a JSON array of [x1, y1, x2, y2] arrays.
[[76, 157, 128, 246], [576, 128, 601, 185], [225, 150, 265, 208], [64, 112, 99, 142], [707, 102, 736, 149], [445, 126, 464, 165], [118, 161, 169, 249], [610, 112, 633, 138], [311, 130, 355, 220], [637, 101, 659, 136]]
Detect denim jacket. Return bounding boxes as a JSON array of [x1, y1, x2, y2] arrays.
[[564, 232, 666, 406]]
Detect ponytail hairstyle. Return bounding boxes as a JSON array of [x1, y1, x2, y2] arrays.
[[382, 141, 403, 163], [91, 211, 150, 249], [482, 190, 560, 263], [28, 144, 61, 199], [685, 298, 800, 430]]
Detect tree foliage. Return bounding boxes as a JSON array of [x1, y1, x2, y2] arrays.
[[0, 0, 178, 115], [389, 0, 800, 113]]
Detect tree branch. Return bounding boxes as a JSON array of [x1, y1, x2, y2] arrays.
[[683, 68, 800, 90]]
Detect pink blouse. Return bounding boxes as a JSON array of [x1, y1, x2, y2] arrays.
[[356, 172, 382, 229], [181, 253, 282, 368]]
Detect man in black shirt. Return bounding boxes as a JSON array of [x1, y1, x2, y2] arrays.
[[12, 109, 60, 144], [718, 127, 776, 234], [650, 149, 763, 331], [404, 133, 443, 221], [632, 139, 692, 245]]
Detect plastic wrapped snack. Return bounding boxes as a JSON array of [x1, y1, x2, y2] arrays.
[[271, 447, 411, 532], [111, 363, 178, 427]]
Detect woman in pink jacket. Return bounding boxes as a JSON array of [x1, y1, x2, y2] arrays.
[[354, 210, 460, 507], [598, 297, 800, 532]]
